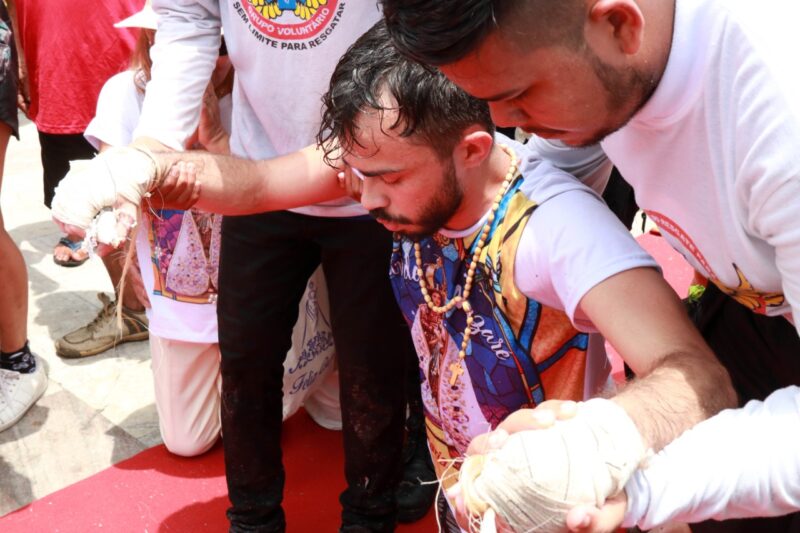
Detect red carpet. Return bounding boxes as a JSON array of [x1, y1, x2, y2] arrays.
[[1, 409, 438, 532]]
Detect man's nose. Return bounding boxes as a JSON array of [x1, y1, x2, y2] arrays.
[[359, 179, 389, 213], [488, 101, 528, 128]]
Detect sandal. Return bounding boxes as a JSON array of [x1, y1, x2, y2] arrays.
[[53, 237, 89, 267]]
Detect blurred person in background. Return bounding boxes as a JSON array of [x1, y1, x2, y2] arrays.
[[7, 0, 142, 266], [0, 0, 47, 433], [8, 0, 152, 358]]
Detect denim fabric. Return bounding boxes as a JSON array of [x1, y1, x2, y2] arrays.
[[0, 4, 18, 139]]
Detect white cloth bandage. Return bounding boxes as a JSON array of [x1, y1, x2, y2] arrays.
[[51, 146, 158, 231], [460, 398, 647, 532]]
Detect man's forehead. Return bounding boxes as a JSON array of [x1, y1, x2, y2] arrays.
[[439, 37, 525, 99], [349, 111, 390, 156], [350, 106, 409, 153]]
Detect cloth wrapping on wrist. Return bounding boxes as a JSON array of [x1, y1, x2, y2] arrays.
[[462, 398, 647, 532], [51, 146, 158, 230]]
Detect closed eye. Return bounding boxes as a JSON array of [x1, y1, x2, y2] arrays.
[[379, 173, 402, 185], [502, 87, 532, 106], [351, 167, 403, 185]]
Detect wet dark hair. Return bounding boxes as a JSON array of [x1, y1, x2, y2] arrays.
[[317, 20, 494, 164], [380, 0, 585, 66]]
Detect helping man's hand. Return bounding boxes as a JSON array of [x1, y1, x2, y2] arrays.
[[565, 493, 628, 533]]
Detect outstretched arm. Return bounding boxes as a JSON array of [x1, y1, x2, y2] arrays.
[[579, 267, 737, 452], [451, 188, 736, 530], [150, 145, 344, 215], [51, 145, 345, 243]]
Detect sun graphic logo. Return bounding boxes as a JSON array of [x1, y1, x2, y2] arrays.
[[710, 263, 785, 315], [245, 0, 339, 40]]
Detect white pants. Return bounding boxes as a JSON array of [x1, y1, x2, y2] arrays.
[[150, 267, 342, 456], [150, 337, 343, 457], [150, 335, 222, 457]]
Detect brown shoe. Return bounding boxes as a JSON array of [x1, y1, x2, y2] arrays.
[[55, 293, 148, 358]]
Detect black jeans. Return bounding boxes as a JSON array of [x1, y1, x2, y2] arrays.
[[217, 211, 409, 532], [37, 131, 96, 208], [686, 282, 800, 533]]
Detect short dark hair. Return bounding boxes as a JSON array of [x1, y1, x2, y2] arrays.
[[381, 0, 585, 66], [317, 20, 494, 164]]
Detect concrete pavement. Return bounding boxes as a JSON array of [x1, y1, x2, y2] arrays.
[[0, 116, 158, 516]]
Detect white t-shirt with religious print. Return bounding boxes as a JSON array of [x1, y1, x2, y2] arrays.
[[85, 70, 232, 343], [389, 138, 657, 481]]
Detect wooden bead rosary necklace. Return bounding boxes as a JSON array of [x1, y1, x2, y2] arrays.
[[414, 144, 518, 385]]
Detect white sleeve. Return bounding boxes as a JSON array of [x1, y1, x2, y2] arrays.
[[749, 175, 800, 337], [514, 188, 658, 331], [624, 386, 800, 529], [525, 137, 613, 195], [84, 72, 142, 150], [133, 0, 221, 150]]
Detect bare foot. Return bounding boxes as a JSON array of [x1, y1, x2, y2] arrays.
[[53, 238, 89, 267]]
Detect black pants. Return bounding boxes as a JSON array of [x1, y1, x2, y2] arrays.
[[217, 211, 410, 532], [37, 131, 96, 208], [602, 167, 638, 231], [686, 283, 800, 533]]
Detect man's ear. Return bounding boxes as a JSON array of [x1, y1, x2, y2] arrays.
[[453, 127, 494, 171], [585, 0, 645, 61]]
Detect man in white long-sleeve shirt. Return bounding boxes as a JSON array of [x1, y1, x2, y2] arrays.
[[557, 385, 800, 530], [379, 0, 800, 531], [133, 3, 413, 531], [622, 386, 800, 529]]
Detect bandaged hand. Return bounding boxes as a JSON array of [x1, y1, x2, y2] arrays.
[[455, 398, 647, 533], [51, 146, 162, 248]]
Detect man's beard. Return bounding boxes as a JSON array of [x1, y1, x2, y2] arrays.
[[574, 51, 660, 147], [370, 161, 463, 240]]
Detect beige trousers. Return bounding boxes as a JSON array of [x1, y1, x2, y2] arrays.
[[150, 335, 222, 457], [150, 333, 343, 457]]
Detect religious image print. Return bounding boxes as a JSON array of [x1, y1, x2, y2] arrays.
[[147, 210, 222, 304], [389, 177, 590, 486], [645, 210, 786, 315]]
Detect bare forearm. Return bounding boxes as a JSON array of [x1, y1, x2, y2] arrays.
[[6, 0, 25, 72], [612, 351, 737, 452], [6, 0, 20, 49], [581, 268, 738, 452], [150, 145, 345, 215]]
